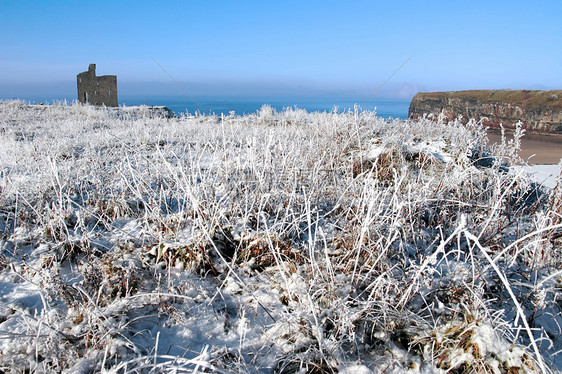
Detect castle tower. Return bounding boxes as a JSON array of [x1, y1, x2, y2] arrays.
[[77, 64, 118, 107]]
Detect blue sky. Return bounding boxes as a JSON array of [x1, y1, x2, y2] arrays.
[[1, 0, 561, 99]]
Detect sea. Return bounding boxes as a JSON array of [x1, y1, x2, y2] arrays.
[[121, 95, 411, 118], [9, 94, 410, 119]]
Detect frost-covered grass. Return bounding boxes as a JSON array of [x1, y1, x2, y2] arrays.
[[0, 100, 561, 373]]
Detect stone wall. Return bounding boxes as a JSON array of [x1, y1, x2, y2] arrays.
[[408, 90, 562, 134], [77, 64, 118, 107]]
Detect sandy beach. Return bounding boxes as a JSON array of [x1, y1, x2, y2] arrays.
[[487, 130, 562, 164]]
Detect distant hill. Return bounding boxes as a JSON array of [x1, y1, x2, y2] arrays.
[[409, 90, 562, 133]]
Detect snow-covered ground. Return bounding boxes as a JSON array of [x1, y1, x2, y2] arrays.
[[522, 164, 561, 189], [0, 100, 561, 373]]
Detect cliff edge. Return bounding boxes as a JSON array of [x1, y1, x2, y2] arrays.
[[409, 90, 562, 134]]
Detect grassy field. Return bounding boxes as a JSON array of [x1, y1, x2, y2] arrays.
[[413, 89, 562, 111], [0, 100, 561, 373]]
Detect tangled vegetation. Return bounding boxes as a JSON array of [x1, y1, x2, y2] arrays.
[[0, 100, 561, 373]]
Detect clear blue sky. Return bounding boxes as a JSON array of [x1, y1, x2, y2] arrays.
[[1, 0, 561, 99]]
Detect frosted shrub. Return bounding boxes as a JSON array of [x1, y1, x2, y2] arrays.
[[258, 104, 276, 124]]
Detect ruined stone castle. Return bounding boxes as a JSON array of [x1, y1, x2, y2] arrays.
[[77, 64, 117, 107]]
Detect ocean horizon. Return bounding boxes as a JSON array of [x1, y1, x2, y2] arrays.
[[122, 95, 411, 118], [4, 94, 411, 118]]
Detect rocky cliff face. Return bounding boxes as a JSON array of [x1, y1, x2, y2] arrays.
[[409, 90, 562, 134]]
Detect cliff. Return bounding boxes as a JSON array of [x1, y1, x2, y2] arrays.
[[408, 90, 562, 134]]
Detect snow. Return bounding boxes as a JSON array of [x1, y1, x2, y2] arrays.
[[0, 100, 561, 372], [339, 364, 373, 374], [519, 164, 561, 189]]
